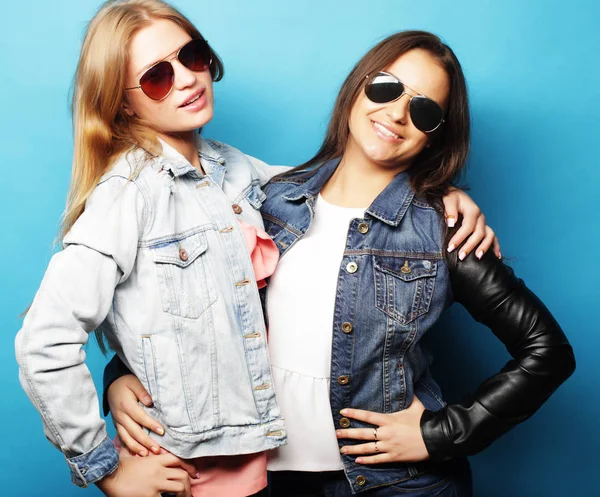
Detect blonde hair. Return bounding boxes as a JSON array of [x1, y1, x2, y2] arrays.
[[63, 0, 223, 240]]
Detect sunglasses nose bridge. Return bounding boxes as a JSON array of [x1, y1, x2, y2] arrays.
[[385, 91, 412, 122], [171, 57, 197, 90]]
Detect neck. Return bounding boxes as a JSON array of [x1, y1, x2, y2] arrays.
[[320, 138, 410, 208], [159, 130, 202, 169]]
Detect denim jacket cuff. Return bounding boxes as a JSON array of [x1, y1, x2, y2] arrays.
[[66, 435, 119, 488]]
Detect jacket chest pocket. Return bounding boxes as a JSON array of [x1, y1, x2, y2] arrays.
[[150, 231, 217, 319], [373, 256, 438, 325]]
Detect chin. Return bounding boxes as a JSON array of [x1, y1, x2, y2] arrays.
[[192, 110, 214, 129]]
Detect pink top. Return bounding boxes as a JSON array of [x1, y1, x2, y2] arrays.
[[115, 438, 267, 497], [117, 222, 278, 497], [189, 451, 268, 497], [237, 219, 280, 289]]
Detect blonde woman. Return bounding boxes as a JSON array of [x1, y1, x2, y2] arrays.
[[15, 2, 496, 496]]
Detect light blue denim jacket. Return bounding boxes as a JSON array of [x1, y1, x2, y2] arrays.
[[15, 136, 288, 487]]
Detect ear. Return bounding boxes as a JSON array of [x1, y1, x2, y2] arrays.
[[122, 99, 136, 118], [122, 104, 136, 117]]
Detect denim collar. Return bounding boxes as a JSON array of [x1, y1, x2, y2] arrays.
[[157, 133, 224, 179], [281, 158, 415, 227]]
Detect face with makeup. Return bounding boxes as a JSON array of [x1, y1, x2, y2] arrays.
[[346, 48, 450, 173], [123, 18, 214, 138]]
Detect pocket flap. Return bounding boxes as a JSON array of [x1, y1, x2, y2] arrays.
[[373, 256, 437, 282], [151, 232, 208, 268]]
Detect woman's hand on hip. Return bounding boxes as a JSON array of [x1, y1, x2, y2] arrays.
[[442, 188, 501, 260], [336, 396, 430, 464], [108, 374, 164, 456]]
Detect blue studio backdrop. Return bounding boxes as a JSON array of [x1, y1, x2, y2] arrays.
[[0, 1, 598, 495]]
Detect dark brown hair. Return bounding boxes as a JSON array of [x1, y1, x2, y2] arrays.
[[286, 30, 470, 209]]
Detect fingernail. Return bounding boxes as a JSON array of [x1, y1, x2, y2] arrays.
[[498, 251, 502, 259], [151, 446, 160, 454], [447, 217, 456, 228], [340, 409, 348, 415], [459, 251, 466, 261], [336, 431, 342, 438], [447, 243, 456, 253], [476, 250, 483, 259], [356, 458, 363, 464], [195, 471, 201, 479], [138, 449, 148, 457], [143, 397, 153, 405], [156, 426, 165, 435], [340, 447, 347, 454]]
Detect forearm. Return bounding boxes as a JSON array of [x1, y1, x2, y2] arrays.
[[421, 243, 575, 460], [16, 247, 122, 485], [103, 353, 134, 416]]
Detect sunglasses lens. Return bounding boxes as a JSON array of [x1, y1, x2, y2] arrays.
[[410, 96, 444, 133], [140, 61, 174, 100], [179, 39, 211, 72], [365, 73, 404, 103]]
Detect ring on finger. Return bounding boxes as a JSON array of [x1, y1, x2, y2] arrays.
[[374, 442, 379, 453], [373, 427, 378, 441]]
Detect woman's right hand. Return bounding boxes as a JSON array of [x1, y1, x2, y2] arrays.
[[97, 447, 193, 497], [108, 374, 164, 456]]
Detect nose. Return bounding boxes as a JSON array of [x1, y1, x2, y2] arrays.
[[385, 93, 411, 124], [172, 59, 196, 91]]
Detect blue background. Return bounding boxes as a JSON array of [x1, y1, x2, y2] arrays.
[[1, 0, 598, 495]]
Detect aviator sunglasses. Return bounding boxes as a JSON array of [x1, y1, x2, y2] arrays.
[[125, 38, 212, 100], [365, 71, 445, 133]]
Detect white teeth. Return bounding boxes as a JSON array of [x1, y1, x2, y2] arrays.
[[185, 93, 201, 105], [373, 122, 400, 139]]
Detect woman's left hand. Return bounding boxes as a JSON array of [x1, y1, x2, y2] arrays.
[[336, 396, 429, 464], [442, 189, 501, 260]]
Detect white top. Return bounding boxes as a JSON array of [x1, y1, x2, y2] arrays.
[[266, 194, 366, 471]]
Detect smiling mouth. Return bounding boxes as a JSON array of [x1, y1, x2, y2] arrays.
[[372, 121, 402, 140], [180, 90, 204, 107]]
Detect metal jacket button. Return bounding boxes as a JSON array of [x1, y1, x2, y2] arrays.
[[179, 248, 188, 261], [357, 222, 369, 234], [355, 476, 367, 486], [339, 417, 350, 428], [232, 204, 243, 214], [338, 375, 349, 385], [341, 322, 353, 334], [346, 262, 358, 273]]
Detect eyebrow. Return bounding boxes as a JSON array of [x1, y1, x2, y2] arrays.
[[135, 40, 189, 78]]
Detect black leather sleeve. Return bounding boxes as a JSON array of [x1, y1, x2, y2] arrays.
[[420, 233, 576, 461], [102, 354, 134, 417]]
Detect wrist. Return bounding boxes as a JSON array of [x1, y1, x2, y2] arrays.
[[67, 435, 119, 488], [95, 464, 119, 496]]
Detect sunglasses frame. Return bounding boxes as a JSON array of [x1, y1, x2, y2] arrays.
[[125, 38, 213, 101], [364, 71, 445, 133]]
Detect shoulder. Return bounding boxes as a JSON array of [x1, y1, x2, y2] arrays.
[[205, 139, 291, 185], [262, 166, 315, 196], [445, 221, 516, 303], [99, 148, 157, 187], [85, 148, 166, 227], [411, 195, 439, 212], [99, 147, 178, 195]]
